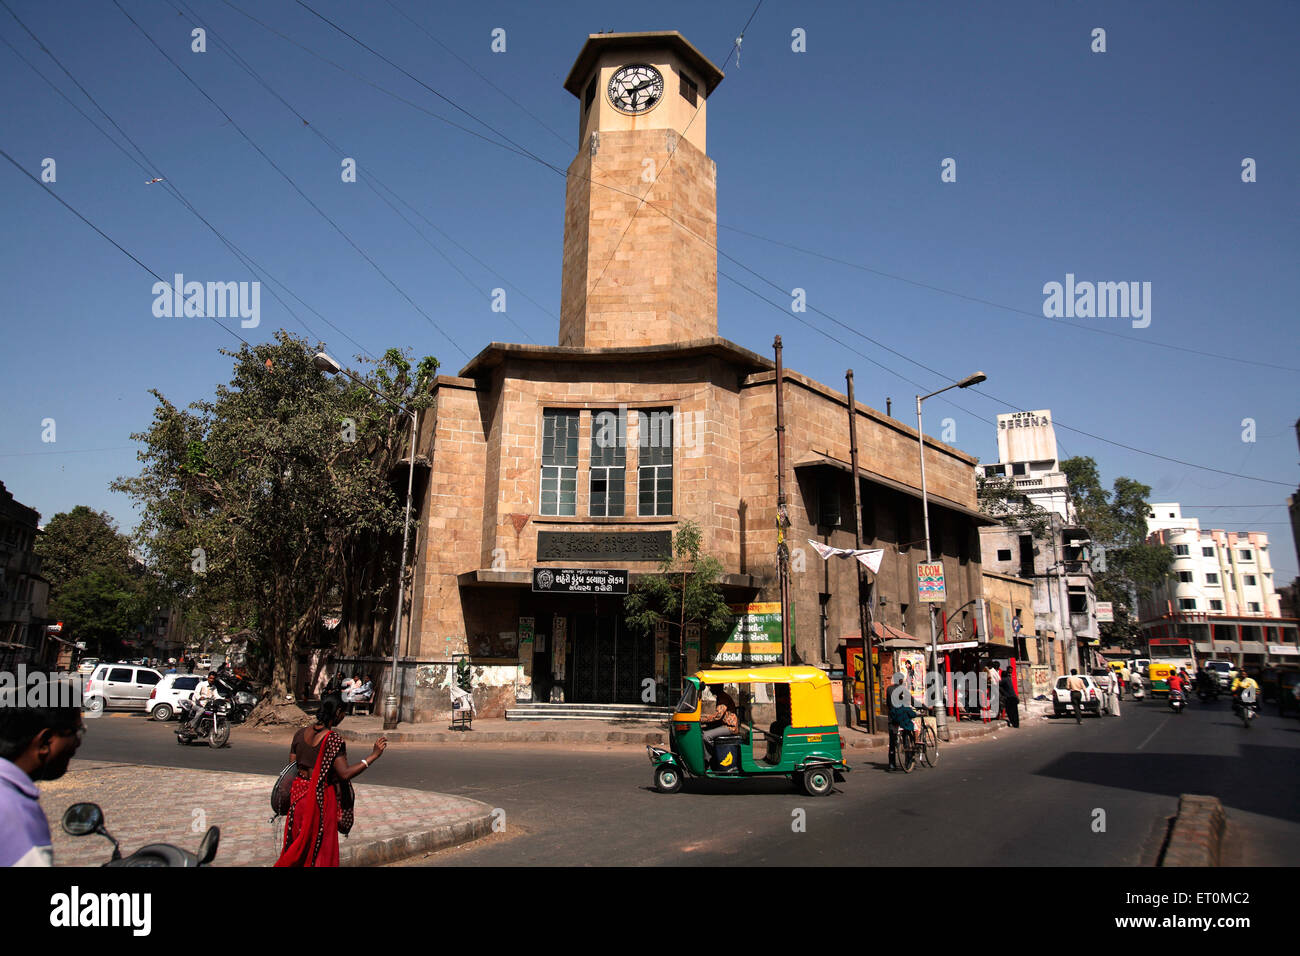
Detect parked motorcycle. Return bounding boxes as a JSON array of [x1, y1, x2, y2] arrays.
[[1169, 689, 1186, 714], [213, 672, 259, 724], [176, 697, 232, 748], [62, 802, 219, 867]]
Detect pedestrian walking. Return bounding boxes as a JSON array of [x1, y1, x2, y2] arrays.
[[276, 694, 386, 867], [999, 667, 1019, 728], [1066, 669, 1086, 723], [1119, 664, 1130, 700]]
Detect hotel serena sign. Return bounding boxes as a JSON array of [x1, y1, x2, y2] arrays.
[[996, 408, 1058, 465], [998, 411, 1050, 431]]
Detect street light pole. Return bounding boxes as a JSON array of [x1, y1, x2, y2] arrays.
[[315, 352, 418, 730], [916, 371, 986, 727]]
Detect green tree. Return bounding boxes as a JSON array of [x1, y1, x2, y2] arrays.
[[1059, 456, 1174, 648], [624, 521, 733, 695], [36, 507, 150, 657], [113, 331, 438, 695], [977, 472, 1053, 541], [54, 567, 151, 656]]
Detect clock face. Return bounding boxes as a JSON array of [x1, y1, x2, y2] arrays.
[[607, 64, 664, 115]]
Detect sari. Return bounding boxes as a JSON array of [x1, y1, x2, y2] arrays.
[[275, 730, 344, 867]]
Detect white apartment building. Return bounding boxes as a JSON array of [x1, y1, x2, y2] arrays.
[[1140, 502, 1296, 667], [1143, 503, 1281, 618]]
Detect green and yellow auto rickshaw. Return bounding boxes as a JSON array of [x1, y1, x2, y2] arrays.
[[647, 666, 850, 796]]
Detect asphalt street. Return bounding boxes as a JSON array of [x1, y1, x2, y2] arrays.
[[69, 694, 1300, 865]]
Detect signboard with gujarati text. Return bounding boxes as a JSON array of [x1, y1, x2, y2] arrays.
[[532, 568, 628, 595], [712, 602, 785, 665]]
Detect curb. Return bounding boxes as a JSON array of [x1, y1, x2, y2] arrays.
[[337, 727, 666, 745], [341, 804, 496, 867], [1160, 794, 1226, 867]]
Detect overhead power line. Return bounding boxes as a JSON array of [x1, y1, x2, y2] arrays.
[[169, 0, 541, 343], [110, 0, 469, 359], [0, 1, 377, 360]]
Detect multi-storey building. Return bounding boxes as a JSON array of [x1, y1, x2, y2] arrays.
[[352, 32, 992, 722], [0, 480, 50, 670], [1139, 503, 1296, 668], [978, 410, 1098, 674]]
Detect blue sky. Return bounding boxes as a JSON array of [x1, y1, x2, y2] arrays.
[[2, 0, 1297, 585]]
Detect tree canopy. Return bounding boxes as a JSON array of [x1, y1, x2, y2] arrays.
[[35, 506, 151, 658], [113, 331, 438, 693], [1059, 456, 1173, 646]]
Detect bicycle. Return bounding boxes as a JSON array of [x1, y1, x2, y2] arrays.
[[917, 707, 939, 767], [892, 724, 917, 773]]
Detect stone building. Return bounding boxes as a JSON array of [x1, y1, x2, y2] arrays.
[[391, 32, 988, 721], [0, 480, 50, 671]]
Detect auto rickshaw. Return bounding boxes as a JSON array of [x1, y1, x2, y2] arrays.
[[647, 665, 850, 796], [1147, 661, 1177, 696]]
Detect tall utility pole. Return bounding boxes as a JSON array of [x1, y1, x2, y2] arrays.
[[916, 371, 987, 726], [774, 336, 791, 666], [847, 370, 876, 733]]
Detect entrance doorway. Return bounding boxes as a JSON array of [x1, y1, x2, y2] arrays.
[[570, 612, 654, 703]]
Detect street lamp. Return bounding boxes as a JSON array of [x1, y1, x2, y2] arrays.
[[916, 371, 986, 727], [315, 351, 419, 730]]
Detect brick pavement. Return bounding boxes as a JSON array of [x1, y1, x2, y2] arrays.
[[37, 760, 494, 867]]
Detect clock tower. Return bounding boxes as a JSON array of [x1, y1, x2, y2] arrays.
[[559, 32, 725, 349]]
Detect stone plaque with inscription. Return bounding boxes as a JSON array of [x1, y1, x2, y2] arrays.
[[537, 530, 671, 562]]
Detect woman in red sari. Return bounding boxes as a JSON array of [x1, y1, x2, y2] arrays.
[[276, 693, 386, 867]]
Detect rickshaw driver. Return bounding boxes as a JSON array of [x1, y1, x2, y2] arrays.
[[700, 684, 740, 762]]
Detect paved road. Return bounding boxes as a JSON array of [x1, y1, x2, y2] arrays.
[[71, 697, 1300, 865]]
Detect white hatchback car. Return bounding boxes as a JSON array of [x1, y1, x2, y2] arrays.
[[148, 674, 205, 721], [1052, 675, 1103, 717]]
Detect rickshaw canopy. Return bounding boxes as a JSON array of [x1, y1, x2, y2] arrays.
[[691, 666, 836, 729]]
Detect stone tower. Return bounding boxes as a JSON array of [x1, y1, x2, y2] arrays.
[[559, 32, 724, 349]]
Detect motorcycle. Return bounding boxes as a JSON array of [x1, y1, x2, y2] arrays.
[[213, 671, 259, 724], [1235, 691, 1258, 729], [176, 697, 232, 748], [1197, 682, 1219, 703], [1169, 688, 1186, 714], [62, 802, 219, 867]]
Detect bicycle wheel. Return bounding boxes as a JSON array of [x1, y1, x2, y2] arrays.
[[899, 731, 916, 773], [921, 725, 939, 767]]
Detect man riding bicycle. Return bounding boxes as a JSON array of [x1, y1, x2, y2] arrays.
[[887, 676, 918, 772]]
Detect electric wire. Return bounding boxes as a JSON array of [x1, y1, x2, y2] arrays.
[[110, 0, 469, 359]]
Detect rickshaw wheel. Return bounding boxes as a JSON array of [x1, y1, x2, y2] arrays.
[[654, 764, 683, 794], [802, 766, 834, 797]]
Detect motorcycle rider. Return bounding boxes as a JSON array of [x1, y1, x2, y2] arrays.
[[182, 672, 222, 737], [1195, 667, 1217, 700], [1231, 670, 1260, 716]]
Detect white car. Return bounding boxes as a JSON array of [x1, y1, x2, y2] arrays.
[[83, 664, 164, 714], [1052, 675, 1104, 717], [148, 674, 205, 721], [77, 658, 100, 676]]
